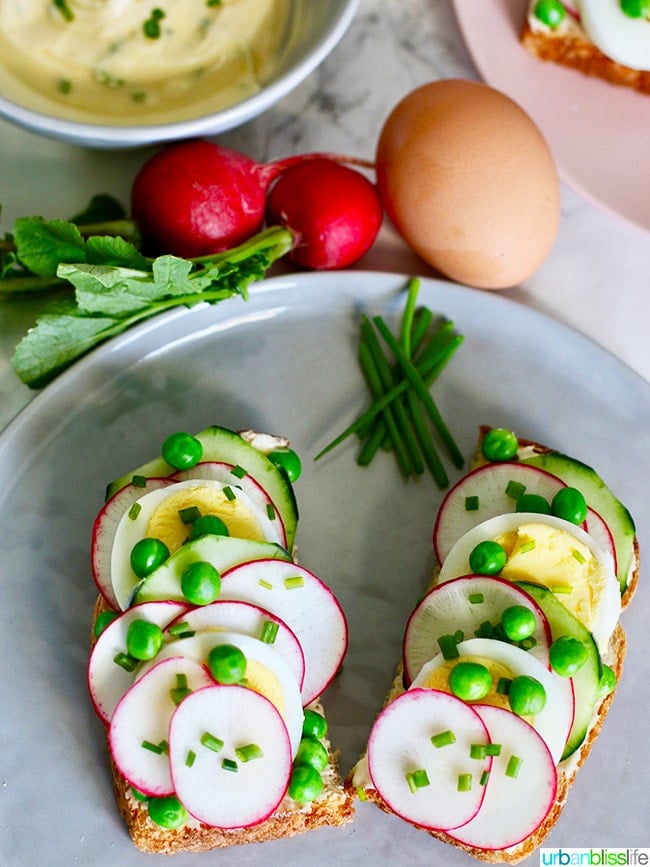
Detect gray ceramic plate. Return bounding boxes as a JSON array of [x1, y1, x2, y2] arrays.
[[1, 271, 647, 865]]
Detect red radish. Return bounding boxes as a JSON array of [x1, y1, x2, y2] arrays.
[[130, 138, 377, 262], [265, 157, 383, 269]]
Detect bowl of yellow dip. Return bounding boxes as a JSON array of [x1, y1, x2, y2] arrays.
[[0, 0, 360, 148]]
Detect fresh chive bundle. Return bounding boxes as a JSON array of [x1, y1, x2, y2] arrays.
[[315, 277, 464, 487]]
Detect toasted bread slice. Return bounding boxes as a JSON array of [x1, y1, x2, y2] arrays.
[[348, 428, 636, 863], [521, 3, 650, 95]]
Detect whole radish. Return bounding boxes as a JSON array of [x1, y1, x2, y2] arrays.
[[131, 139, 378, 263], [265, 158, 383, 269]]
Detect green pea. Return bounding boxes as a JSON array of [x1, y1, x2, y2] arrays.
[[294, 736, 329, 772], [130, 537, 170, 578], [126, 619, 164, 660], [208, 643, 246, 683], [508, 675, 546, 716], [598, 664, 617, 698], [302, 708, 328, 740], [551, 487, 588, 525], [533, 0, 566, 28], [181, 561, 220, 605], [500, 605, 537, 642], [620, 0, 650, 18], [161, 431, 203, 471], [468, 540, 507, 575], [147, 795, 188, 829], [549, 635, 588, 677], [189, 514, 229, 540], [288, 764, 323, 803], [268, 448, 302, 483], [448, 661, 493, 701], [481, 428, 518, 462], [516, 493, 551, 514], [93, 610, 118, 640]]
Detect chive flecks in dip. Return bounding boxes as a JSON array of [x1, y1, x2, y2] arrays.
[[0, 0, 292, 124]]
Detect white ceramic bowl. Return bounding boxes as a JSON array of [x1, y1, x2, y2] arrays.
[[0, 0, 359, 149]]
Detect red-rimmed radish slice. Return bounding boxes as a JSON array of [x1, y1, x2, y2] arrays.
[[136, 629, 304, 756], [91, 477, 173, 608], [412, 638, 573, 765], [437, 512, 621, 654], [402, 576, 552, 685], [109, 656, 213, 796], [367, 688, 491, 831], [586, 506, 617, 574], [165, 599, 305, 691], [169, 684, 292, 829], [447, 704, 557, 851], [173, 462, 288, 549], [88, 600, 189, 724], [220, 560, 348, 706], [433, 463, 567, 565]]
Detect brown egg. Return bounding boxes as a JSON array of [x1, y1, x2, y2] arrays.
[[375, 79, 561, 289]]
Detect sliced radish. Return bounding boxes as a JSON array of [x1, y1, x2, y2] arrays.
[[91, 477, 173, 608], [437, 512, 621, 653], [586, 506, 617, 574], [412, 638, 573, 764], [173, 462, 288, 549], [109, 656, 213, 796], [402, 576, 552, 685], [433, 462, 566, 565], [165, 599, 305, 691], [136, 630, 304, 756], [169, 684, 292, 829], [447, 704, 557, 851], [88, 600, 189, 724], [219, 559, 348, 706], [124, 534, 292, 610], [367, 688, 491, 831]]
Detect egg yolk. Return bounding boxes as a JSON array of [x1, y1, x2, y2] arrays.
[[421, 655, 513, 711], [242, 659, 285, 716], [145, 485, 264, 552]]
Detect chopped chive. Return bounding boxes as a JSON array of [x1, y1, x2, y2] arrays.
[[505, 480, 526, 499], [235, 743, 263, 763], [497, 677, 512, 695], [479, 770, 490, 786], [520, 636, 537, 651], [485, 743, 502, 756], [128, 502, 142, 520], [132, 474, 147, 488], [141, 739, 168, 755], [457, 773, 473, 792], [469, 744, 487, 760], [284, 575, 304, 590], [170, 673, 191, 705], [231, 465, 247, 479], [114, 652, 138, 672], [179, 505, 201, 524], [552, 583, 573, 595], [468, 592, 484, 604], [259, 620, 279, 644], [519, 539, 536, 554], [185, 750, 196, 767], [431, 729, 456, 748], [266, 503, 276, 520], [258, 578, 273, 590], [454, 628, 464, 643], [572, 548, 587, 564], [465, 495, 480, 511], [505, 755, 523, 778], [53, 0, 75, 22], [406, 769, 430, 792], [168, 621, 192, 636], [437, 633, 459, 660], [200, 732, 224, 753], [355, 785, 367, 801], [474, 619, 496, 639], [223, 486, 236, 501], [222, 758, 238, 773]]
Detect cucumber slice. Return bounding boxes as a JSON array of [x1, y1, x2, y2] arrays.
[[515, 581, 602, 760], [522, 451, 635, 593], [129, 535, 292, 607], [106, 426, 299, 550]]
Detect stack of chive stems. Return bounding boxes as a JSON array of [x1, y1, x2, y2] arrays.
[[316, 277, 465, 488]]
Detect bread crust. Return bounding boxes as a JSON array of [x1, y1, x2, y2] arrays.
[[348, 429, 636, 863], [520, 17, 650, 95]]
